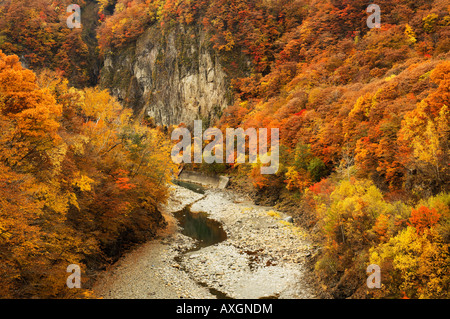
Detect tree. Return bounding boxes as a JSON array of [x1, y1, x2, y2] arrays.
[[0, 51, 173, 297], [408, 206, 441, 235], [399, 61, 450, 193], [0, 51, 62, 174], [370, 227, 450, 299]]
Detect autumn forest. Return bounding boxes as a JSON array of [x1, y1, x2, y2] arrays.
[[0, 0, 449, 299]]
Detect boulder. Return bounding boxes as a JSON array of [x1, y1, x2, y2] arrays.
[[283, 216, 294, 223]]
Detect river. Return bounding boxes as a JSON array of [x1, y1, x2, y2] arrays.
[[93, 184, 316, 299]]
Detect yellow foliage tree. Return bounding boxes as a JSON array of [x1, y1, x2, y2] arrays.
[[370, 227, 450, 298]]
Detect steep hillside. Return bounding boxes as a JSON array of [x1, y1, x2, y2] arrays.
[[97, 0, 450, 299], [0, 0, 448, 299], [0, 0, 102, 87]]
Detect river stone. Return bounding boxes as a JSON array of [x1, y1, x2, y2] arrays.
[[283, 216, 294, 223]]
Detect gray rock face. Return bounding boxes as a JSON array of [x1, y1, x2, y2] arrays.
[[100, 25, 232, 127]]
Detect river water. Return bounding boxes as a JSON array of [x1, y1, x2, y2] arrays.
[[174, 206, 227, 250], [174, 205, 234, 299]]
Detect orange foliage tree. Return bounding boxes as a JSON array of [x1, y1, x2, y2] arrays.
[[0, 51, 173, 297]]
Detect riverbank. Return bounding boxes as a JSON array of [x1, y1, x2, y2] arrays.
[[93, 185, 317, 299]]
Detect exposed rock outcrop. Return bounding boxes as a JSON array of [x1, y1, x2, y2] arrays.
[[100, 25, 233, 127]]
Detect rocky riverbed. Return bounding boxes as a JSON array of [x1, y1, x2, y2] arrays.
[[93, 185, 316, 299]]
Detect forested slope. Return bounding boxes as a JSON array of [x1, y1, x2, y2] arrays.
[[0, 0, 449, 298], [0, 51, 173, 297], [96, 0, 450, 299]]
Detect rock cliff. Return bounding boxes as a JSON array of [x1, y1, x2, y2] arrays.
[[100, 25, 233, 127]]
